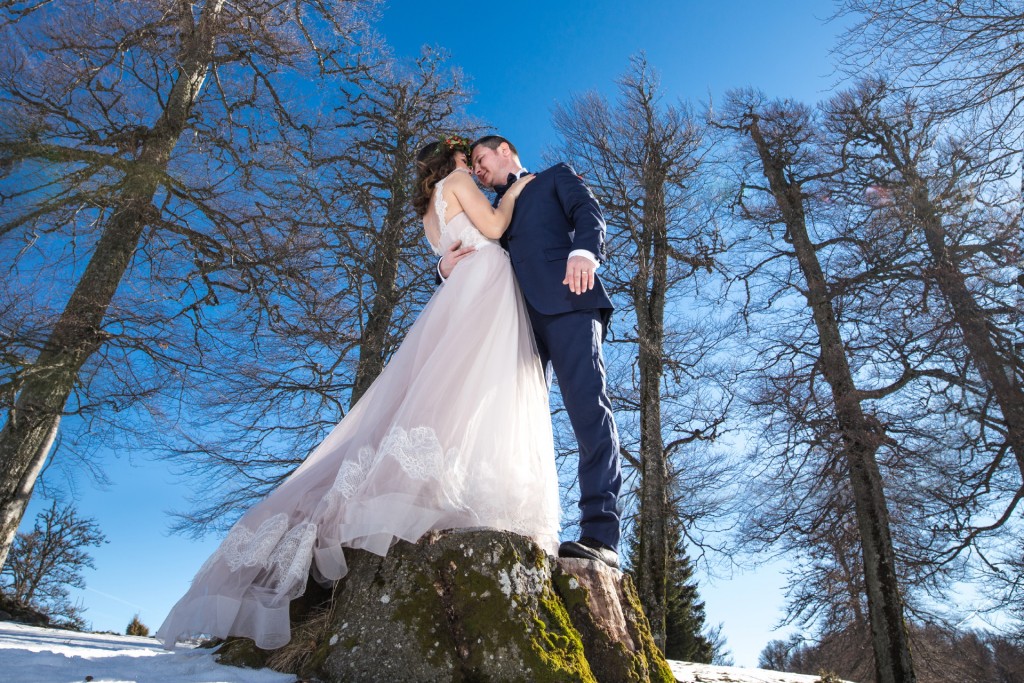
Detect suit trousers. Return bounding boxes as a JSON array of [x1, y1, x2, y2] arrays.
[[525, 303, 621, 551]]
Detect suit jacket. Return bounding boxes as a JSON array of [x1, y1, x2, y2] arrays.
[[500, 163, 614, 316]]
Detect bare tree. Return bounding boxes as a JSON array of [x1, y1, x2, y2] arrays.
[[828, 78, 1024, 538], [765, 624, 1024, 683], [759, 636, 803, 672], [165, 48, 476, 535], [715, 89, 917, 683], [326, 49, 475, 406], [0, 0, 376, 567], [835, 0, 1024, 130], [821, 79, 1024, 633], [550, 55, 729, 649], [1, 500, 106, 628]]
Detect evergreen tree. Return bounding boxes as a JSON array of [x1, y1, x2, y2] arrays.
[[663, 537, 714, 662], [126, 614, 149, 637], [626, 523, 715, 662]]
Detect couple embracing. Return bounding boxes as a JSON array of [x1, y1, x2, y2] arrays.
[[157, 135, 622, 650]]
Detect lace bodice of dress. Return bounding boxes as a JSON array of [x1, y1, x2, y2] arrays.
[[427, 168, 500, 256]]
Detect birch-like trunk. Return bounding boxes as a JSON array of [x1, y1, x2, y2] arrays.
[[0, 0, 226, 570]]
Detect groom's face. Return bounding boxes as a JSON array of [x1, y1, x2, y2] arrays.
[[471, 143, 513, 188]]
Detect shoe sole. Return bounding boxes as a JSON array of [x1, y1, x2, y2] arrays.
[[557, 544, 620, 569]]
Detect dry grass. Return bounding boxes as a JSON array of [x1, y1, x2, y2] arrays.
[[266, 596, 338, 676]]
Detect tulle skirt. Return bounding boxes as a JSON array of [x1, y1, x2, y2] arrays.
[[156, 242, 560, 650]]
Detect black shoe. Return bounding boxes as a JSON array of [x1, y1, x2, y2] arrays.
[[558, 537, 620, 569]]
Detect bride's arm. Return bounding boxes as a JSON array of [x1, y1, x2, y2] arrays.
[[447, 173, 533, 239]]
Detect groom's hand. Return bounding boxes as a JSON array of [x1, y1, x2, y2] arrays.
[[440, 240, 475, 279], [563, 255, 596, 295]]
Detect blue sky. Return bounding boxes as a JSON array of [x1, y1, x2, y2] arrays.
[[376, 0, 844, 163], [20, 0, 849, 668]]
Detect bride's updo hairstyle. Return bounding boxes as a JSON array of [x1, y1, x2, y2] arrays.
[[412, 134, 472, 217]]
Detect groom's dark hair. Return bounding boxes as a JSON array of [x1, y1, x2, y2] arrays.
[[471, 135, 518, 156]]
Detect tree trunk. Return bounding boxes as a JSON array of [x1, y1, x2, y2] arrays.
[[350, 170, 410, 406], [746, 115, 917, 683], [635, 172, 670, 651], [899, 167, 1024, 477], [0, 0, 226, 570]]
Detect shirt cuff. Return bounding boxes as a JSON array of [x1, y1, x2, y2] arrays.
[[569, 249, 600, 270], [437, 257, 447, 283]]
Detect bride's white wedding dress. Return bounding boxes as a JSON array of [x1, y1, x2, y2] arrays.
[[157, 170, 560, 650]]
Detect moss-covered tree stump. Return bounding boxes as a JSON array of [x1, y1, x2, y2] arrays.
[[220, 529, 674, 682], [552, 558, 672, 683]]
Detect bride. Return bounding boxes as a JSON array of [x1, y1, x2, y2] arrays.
[[157, 136, 561, 650]]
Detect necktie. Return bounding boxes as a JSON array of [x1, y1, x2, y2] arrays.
[[493, 172, 521, 200]]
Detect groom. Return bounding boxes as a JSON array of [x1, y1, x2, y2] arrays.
[[440, 135, 622, 569]]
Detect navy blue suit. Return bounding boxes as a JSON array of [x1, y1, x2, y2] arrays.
[[499, 163, 622, 552]]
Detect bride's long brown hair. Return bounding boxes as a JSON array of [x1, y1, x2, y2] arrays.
[[412, 139, 464, 217]]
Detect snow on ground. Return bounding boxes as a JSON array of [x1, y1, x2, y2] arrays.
[[670, 660, 843, 682], [0, 621, 293, 683], [1, 620, 842, 683]]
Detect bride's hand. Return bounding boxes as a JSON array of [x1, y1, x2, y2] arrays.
[[503, 174, 535, 201]]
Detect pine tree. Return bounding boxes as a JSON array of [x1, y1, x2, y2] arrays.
[[126, 613, 149, 637], [663, 536, 714, 663], [626, 524, 716, 662]]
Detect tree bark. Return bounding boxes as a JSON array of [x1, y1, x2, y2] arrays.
[[635, 171, 670, 651], [0, 0, 226, 570], [350, 159, 411, 406], [745, 114, 917, 683]]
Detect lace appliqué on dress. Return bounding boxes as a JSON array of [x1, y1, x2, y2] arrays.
[[383, 426, 452, 481], [198, 514, 317, 594], [266, 522, 317, 592], [327, 426, 457, 506], [202, 513, 290, 575], [433, 169, 492, 250], [455, 223, 494, 250], [434, 178, 451, 234]]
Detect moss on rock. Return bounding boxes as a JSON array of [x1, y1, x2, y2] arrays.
[[619, 573, 676, 683], [214, 637, 271, 670], [229, 530, 671, 682], [551, 558, 676, 683]]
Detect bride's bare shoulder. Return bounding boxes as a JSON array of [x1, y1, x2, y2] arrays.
[[444, 168, 475, 185], [441, 170, 477, 203]]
